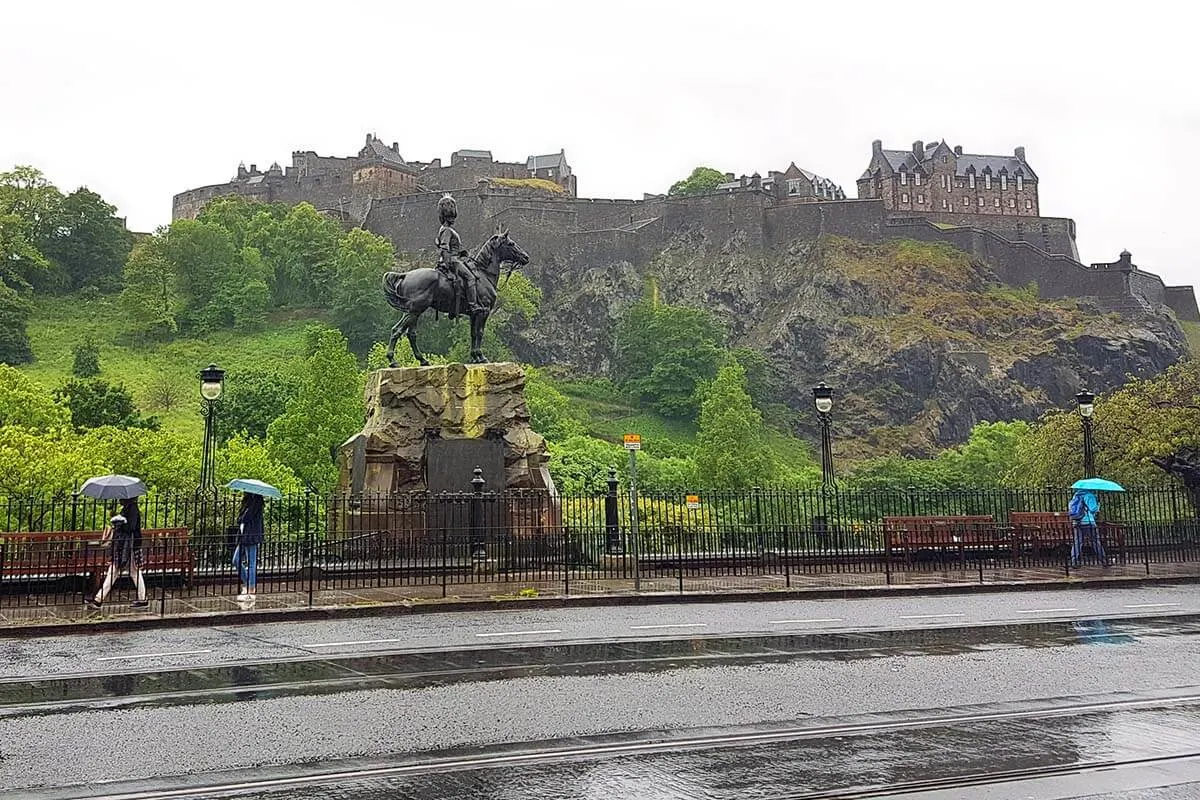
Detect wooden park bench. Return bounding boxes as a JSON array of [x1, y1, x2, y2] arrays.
[[883, 515, 1008, 564], [0, 528, 195, 590], [1008, 511, 1125, 561]]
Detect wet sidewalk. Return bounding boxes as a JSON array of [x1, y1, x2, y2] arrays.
[[2, 561, 1198, 631]]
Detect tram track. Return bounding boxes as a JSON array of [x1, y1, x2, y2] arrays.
[[19, 690, 1200, 800]]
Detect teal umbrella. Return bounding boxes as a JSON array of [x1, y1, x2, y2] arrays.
[[1071, 478, 1125, 492], [225, 478, 282, 499]]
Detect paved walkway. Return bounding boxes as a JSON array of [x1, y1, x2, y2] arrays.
[[2, 561, 1198, 630]]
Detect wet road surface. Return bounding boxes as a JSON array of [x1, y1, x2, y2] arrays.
[[4, 607, 1200, 798], [1, 582, 1197, 678]]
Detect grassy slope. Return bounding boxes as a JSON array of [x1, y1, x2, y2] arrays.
[[1181, 320, 1200, 357], [22, 295, 323, 436]]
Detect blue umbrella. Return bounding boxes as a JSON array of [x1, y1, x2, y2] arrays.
[[225, 478, 282, 499], [1071, 478, 1125, 492], [80, 474, 147, 500]]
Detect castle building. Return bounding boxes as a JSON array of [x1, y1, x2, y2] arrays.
[[172, 134, 577, 221], [857, 140, 1039, 217], [717, 162, 846, 202]]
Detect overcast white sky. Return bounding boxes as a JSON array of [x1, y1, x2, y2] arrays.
[[2, 1, 1196, 285]]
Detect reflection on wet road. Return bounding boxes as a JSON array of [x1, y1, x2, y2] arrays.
[[7, 608, 1200, 799]]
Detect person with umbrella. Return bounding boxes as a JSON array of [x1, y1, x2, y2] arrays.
[[1069, 478, 1122, 569], [80, 475, 150, 610], [227, 479, 278, 605]]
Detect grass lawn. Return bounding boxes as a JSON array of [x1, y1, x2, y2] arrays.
[[22, 295, 326, 436]]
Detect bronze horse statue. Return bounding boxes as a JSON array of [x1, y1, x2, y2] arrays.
[[381, 226, 530, 366]]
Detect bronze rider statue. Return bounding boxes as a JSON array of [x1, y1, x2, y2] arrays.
[[436, 194, 482, 317]]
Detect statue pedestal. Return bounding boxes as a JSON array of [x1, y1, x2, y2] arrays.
[[340, 362, 551, 495], [336, 363, 557, 546]]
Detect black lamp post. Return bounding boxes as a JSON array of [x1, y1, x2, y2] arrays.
[[813, 382, 835, 488], [198, 363, 225, 490], [1076, 390, 1096, 478]]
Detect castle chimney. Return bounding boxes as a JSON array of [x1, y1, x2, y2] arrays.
[[750, 172, 761, 189], [1014, 146, 1026, 161], [872, 139, 883, 157], [912, 140, 924, 159], [392, 142, 398, 152], [249, 164, 257, 174], [953, 145, 963, 156]]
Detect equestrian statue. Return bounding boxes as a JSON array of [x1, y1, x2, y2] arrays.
[[381, 194, 530, 367]]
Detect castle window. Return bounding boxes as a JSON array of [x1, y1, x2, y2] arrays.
[[941, 198, 948, 209], [914, 172, 922, 186], [1016, 175, 1024, 191], [942, 155, 948, 164], [994, 198, 1001, 208], [900, 171, 908, 185], [964, 196, 969, 207], [917, 193, 925, 204], [1001, 174, 1008, 190], [978, 197, 985, 207], [1025, 198, 1033, 209], [901, 192, 910, 203], [985, 174, 992, 190], [968, 173, 976, 189], [1008, 198, 1016, 208]]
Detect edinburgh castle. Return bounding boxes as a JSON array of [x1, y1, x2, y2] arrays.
[[173, 134, 1199, 323]]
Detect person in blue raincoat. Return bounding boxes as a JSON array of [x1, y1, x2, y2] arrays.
[[1068, 488, 1107, 568]]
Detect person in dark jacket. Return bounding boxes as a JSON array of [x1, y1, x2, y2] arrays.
[[233, 493, 265, 603], [87, 497, 148, 610]]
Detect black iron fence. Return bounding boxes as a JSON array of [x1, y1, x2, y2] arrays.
[[1, 484, 1198, 612]]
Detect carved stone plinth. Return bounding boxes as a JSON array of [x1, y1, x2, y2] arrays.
[[338, 362, 551, 496]]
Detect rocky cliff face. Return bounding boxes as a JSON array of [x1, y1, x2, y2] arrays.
[[515, 233, 1188, 457]]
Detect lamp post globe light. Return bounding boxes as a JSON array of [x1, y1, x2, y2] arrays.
[[1076, 389, 1096, 478], [812, 382, 835, 488], [198, 363, 225, 491]]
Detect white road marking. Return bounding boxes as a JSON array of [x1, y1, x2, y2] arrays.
[[475, 629, 562, 638], [1016, 608, 1078, 614], [898, 613, 966, 620], [629, 623, 709, 630], [1124, 603, 1182, 609], [768, 618, 844, 625], [306, 638, 406, 648], [97, 649, 212, 662]]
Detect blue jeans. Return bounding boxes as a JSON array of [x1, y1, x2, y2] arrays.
[[233, 544, 258, 590], [1071, 524, 1105, 566]]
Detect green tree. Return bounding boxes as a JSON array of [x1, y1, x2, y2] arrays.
[[695, 363, 774, 488], [198, 196, 288, 251], [525, 367, 587, 441], [229, 246, 271, 330], [0, 166, 63, 247], [613, 299, 726, 419], [331, 227, 395, 354], [219, 368, 298, 443], [0, 211, 51, 291], [253, 203, 342, 306], [0, 365, 69, 429], [938, 420, 1029, 487], [216, 434, 303, 495], [120, 233, 181, 339], [71, 338, 101, 378], [668, 166, 727, 197], [53, 378, 158, 431], [267, 326, 364, 492], [166, 218, 239, 332], [0, 280, 34, 365], [1012, 360, 1200, 489], [39, 187, 133, 292]]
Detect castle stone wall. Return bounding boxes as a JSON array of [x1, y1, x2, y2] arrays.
[[882, 220, 1128, 299], [764, 199, 888, 245], [1128, 269, 1167, 308], [909, 211, 1079, 259], [1165, 286, 1200, 322]]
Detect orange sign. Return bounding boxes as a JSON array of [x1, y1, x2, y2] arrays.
[[686, 495, 700, 510], [623, 433, 641, 451]]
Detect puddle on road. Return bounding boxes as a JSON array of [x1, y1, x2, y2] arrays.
[[0, 615, 1191, 714]]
